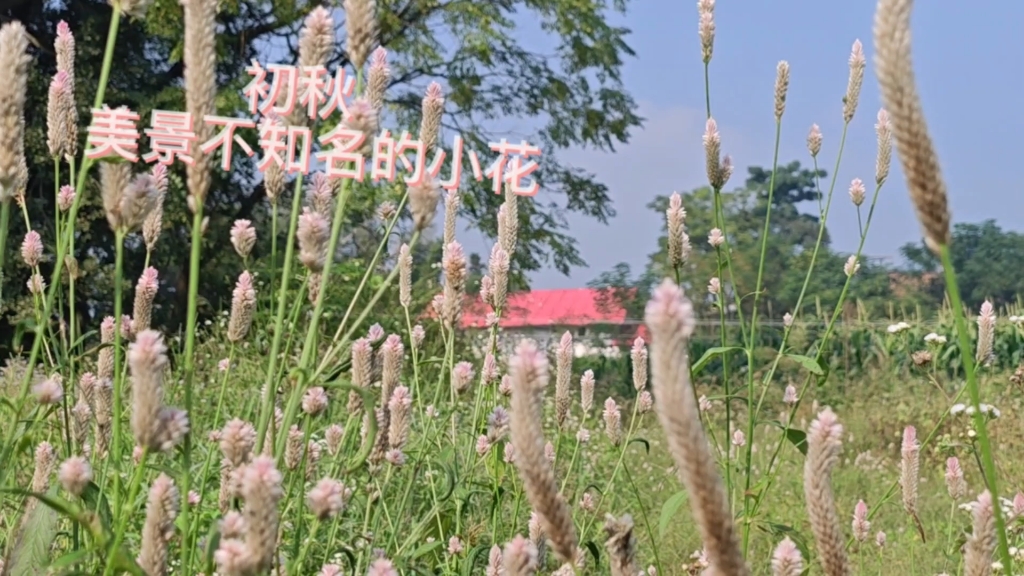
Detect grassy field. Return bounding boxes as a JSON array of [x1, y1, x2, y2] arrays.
[[0, 0, 1019, 574]]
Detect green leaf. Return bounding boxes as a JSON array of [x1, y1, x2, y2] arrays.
[[658, 490, 688, 541], [408, 539, 442, 560], [46, 549, 92, 572], [80, 482, 114, 534], [461, 544, 488, 576], [691, 346, 742, 374], [203, 522, 222, 576], [584, 540, 601, 565], [7, 488, 60, 576], [784, 353, 824, 375], [628, 437, 650, 454]]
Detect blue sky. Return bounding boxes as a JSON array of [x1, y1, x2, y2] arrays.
[[489, 0, 1024, 289]]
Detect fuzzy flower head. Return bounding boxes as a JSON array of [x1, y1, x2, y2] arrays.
[[946, 457, 967, 500], [783, 384, 798, 405], [852, 499, 871, 542], [843, 255, 860, 277], [976, 300, 996, 366], [807, 124, 823, 157], [603, 397, 622, 445], [33, 374, 63, 405], [448, 536, 464, 556], [452, 361, 474, 393], [848, 178, 866, 207], [21, 230, 42, 267], [900, 425, 920, 515], [580, 370, 595, 413], [302, 386, 329, 416], [697, 0, 715, 63], [297, 208, 330, 272], [875, 109, 892, 185], [307, 478, 348, 519], [844, 40, 866, 123], [731, 429, 745, 447], [638, 390, 653, 414], [666, 192, 689, 267], [230, 219, 256, 259], [708, 227, 724, 247], [630, 337, 648, 391], [57, 185, 75, 212], [58, 456, 92, 496], [771, 537, 803, 576], [366, 558, 399, 576]]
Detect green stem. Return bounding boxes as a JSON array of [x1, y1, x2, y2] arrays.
[[0, 200, 9, 301], [940, 243, 1012, 571], [255, 175, 306, 455], [270, 200, 278, 294], [103, 448, 149, 576], [178, 204, 204, 572], [750, 178, 881, 521], [740, 117, 783, 554], [109, 229, 127, 512], [0, 5, 121, 487], [276, 176, 354, 459]]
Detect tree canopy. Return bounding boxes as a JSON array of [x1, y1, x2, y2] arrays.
[[1, 0, 641, 339]]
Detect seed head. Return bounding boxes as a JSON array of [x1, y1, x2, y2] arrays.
[[852, 500, 870, 542], [807, 124, 823, 157], [771, 537, 803, 576], [774, 61, 790, 122], [603, 397, 622, 445], [408, 176, 441, 231], [343, 0, 377, 69], [21, 230, 42, 267], [33, 375, 63, 405], [307, 478, 348, 519], [900, 425, 919, 515], [420, 82, 445, 153], [697, 0, 715, 63], [945, 457, 966, 500], [580, 370, 595, 414], [302, 386, 329, 416], [976, 300, 996, 366], [58, 456, 92, 496], [875, 109, 892, 185], [849, 178, 866, 207], [844, 40, 866, 123], [230, 219, 257, 259], [297, 208, 330, 272]]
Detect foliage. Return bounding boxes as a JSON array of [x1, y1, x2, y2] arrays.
[[0, 0, 641, 350]]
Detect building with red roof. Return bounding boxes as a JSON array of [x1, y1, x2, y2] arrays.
[[459, 288, 648, 356]]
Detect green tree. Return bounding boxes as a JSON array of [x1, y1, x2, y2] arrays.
[[2, 0, 641, 344], [643, 161, 828, 316], [900, 219, 1024, 308]]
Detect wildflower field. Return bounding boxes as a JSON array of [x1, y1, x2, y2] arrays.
[[1, 0, 1021, 575]]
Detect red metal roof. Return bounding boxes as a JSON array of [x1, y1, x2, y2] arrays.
[[461, 288, 627, 329]]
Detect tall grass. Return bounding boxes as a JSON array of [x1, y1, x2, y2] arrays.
[[0, 0, 1018, 575]]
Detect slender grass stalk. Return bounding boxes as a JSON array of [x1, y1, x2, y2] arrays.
[[277, 175, 357, 458], [0, 200, 9, 299], [0, 7, 122, 486], [108, 229, 127, 510], [750, 180, 882, 520], [254, 174, 306, 454], [312, 230, 421, 381], [939, 244, 1013, 570], [740, 114, 783, 554], [103, 448, 150, 576], [742, 123, 851, 549]]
